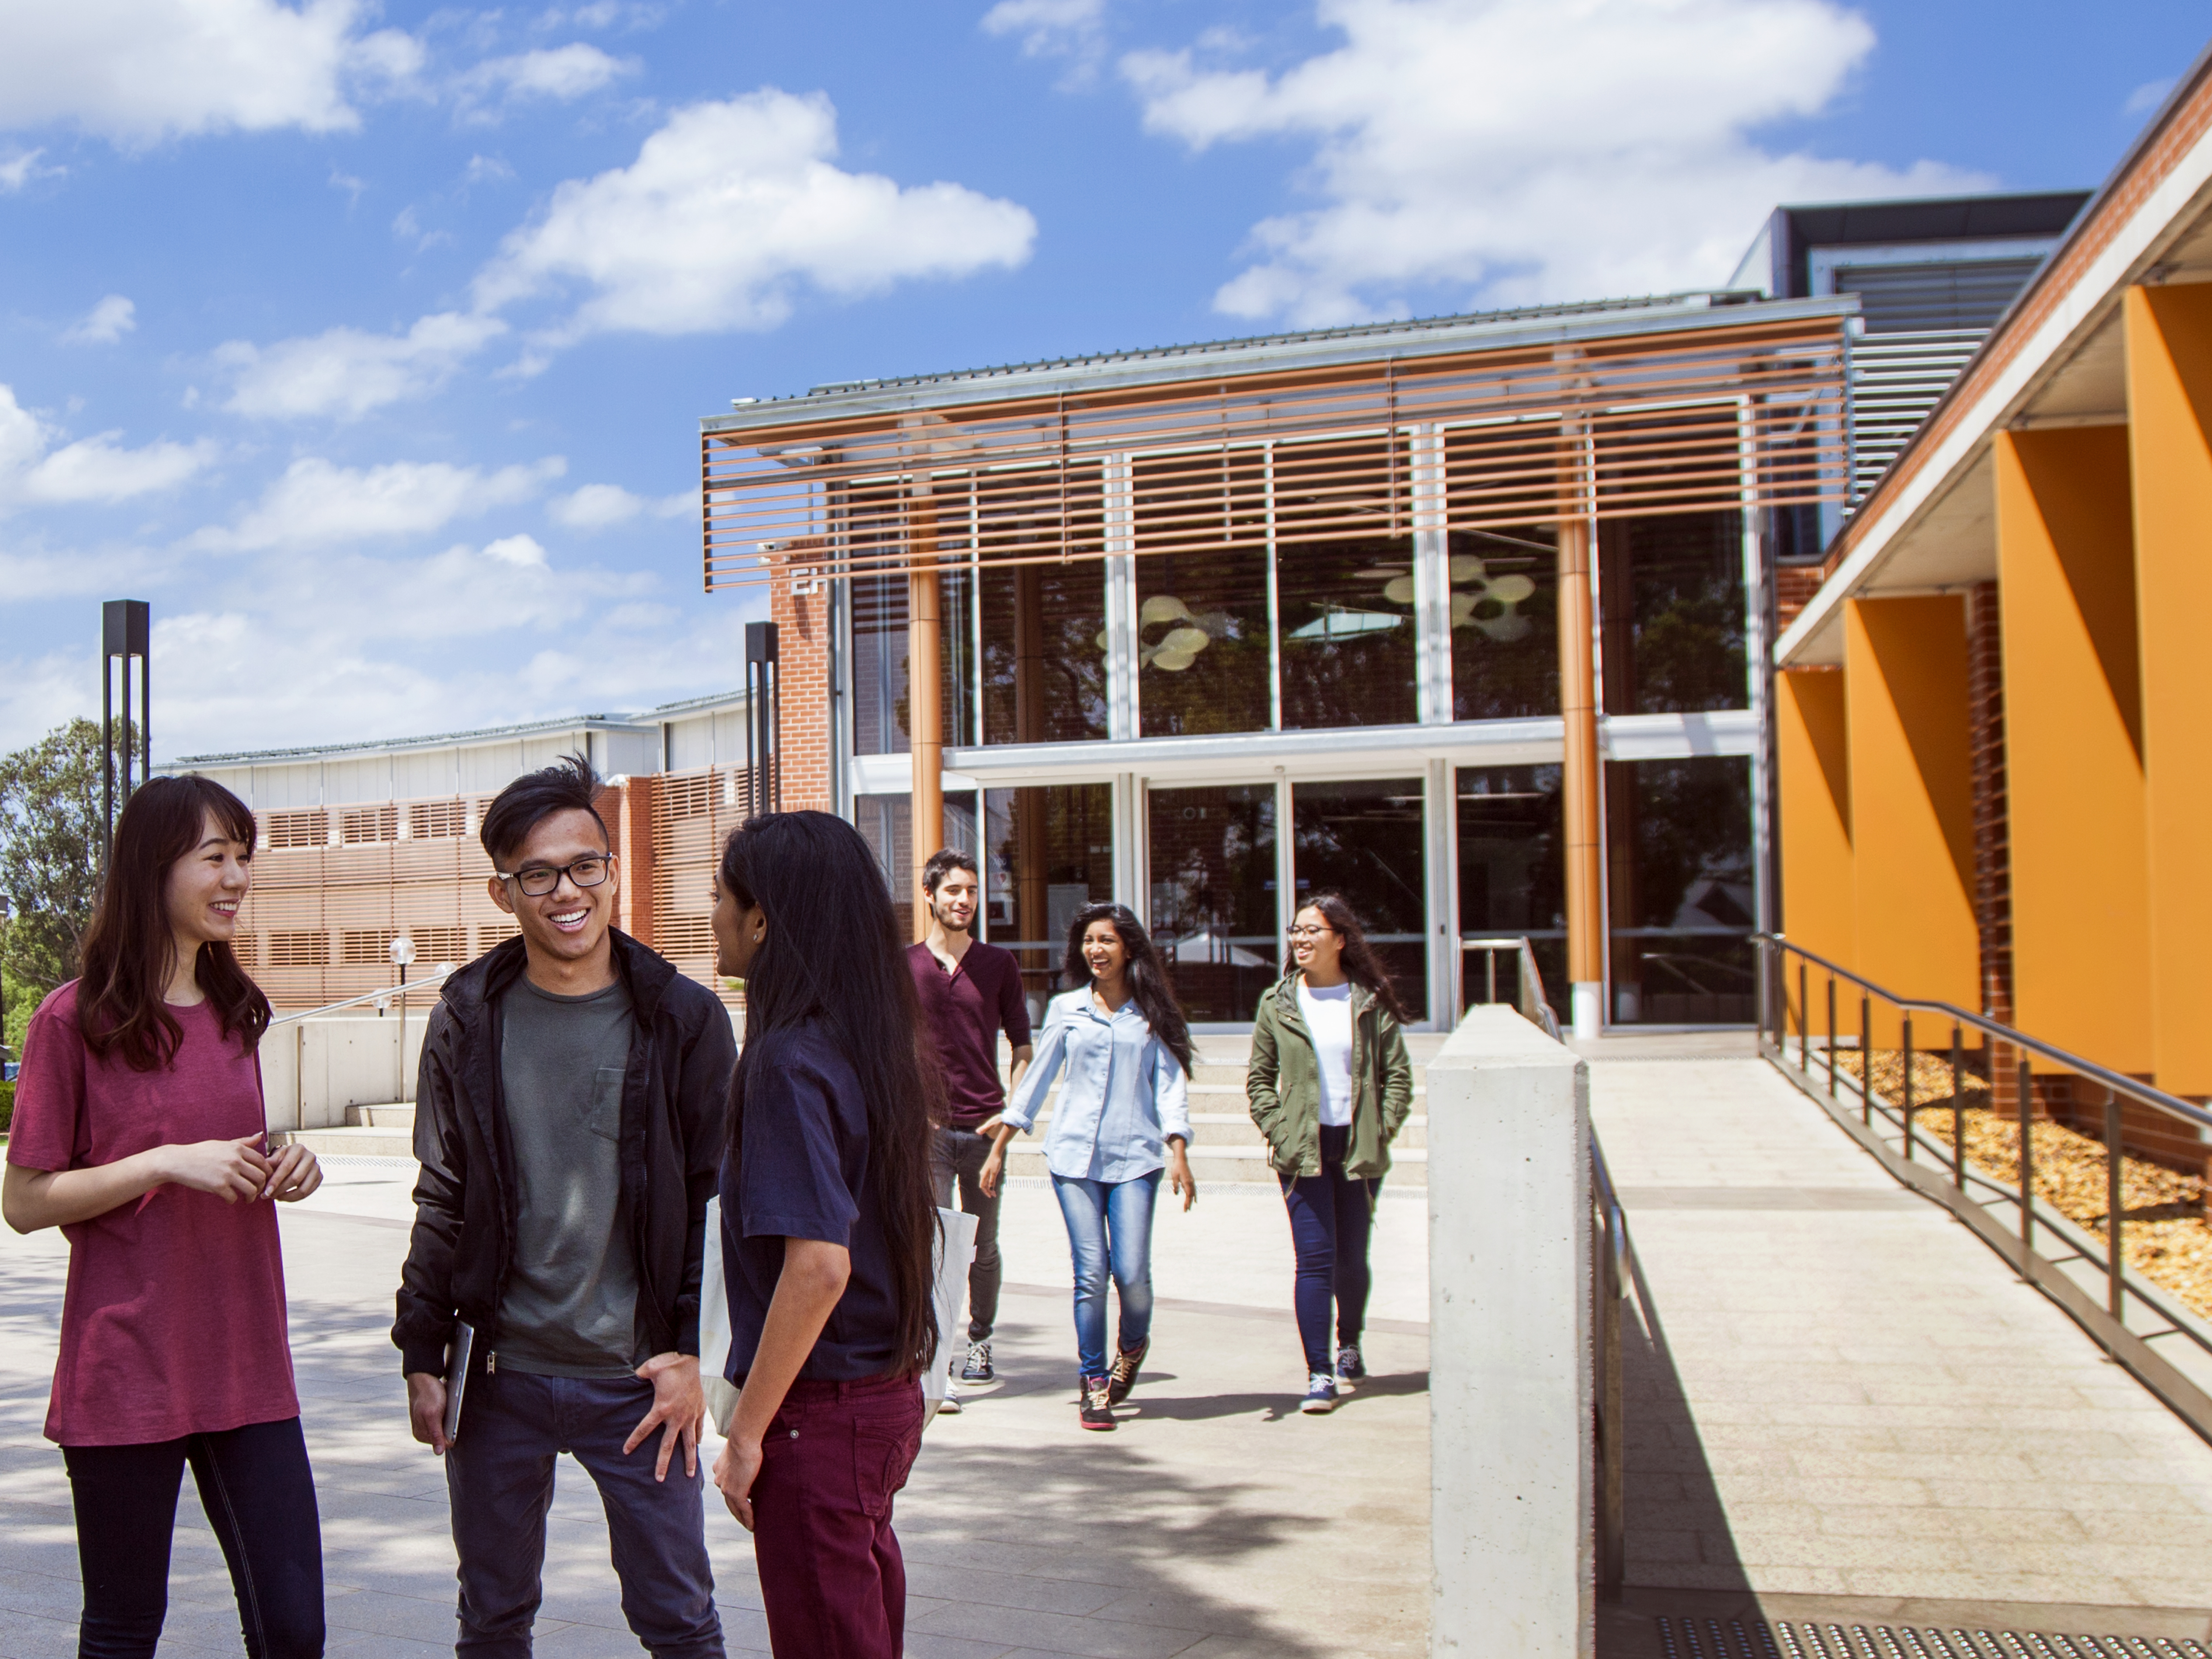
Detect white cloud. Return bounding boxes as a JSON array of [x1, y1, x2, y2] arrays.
[[2125, 77, 2176, 118], [458, 43, 633, 111], [0, 384, 216, 509], [983, 0, 1106, 58], [187, 454, 566, 550], [474, 90, 1038, 341], [482, 532, 548, 566], [62, 295, 137, 345], [549, 481, 695, 529], [0, 147, 55, 191], [216, 312, 509, 420], [0, 0, 425, 145], [1123, 0, 1990, 326]]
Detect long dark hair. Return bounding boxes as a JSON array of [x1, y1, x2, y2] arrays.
[[718, 812, 942, 1380], [1293, 892, 1409, 1024], [1060, 901, 1193, 1076], [77, 775, 272, 1071]]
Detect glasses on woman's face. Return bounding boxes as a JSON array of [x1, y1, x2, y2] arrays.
[[500, 855, 611, 897], [1287, 925, 1339, 941]]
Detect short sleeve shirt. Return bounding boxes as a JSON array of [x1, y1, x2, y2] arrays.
[[7, 983, 298, 1446], [905, 941, 1033, 1127], [718, 1023, 901, 1382]]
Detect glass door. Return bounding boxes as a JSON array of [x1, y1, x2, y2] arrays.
[[1145, 783, 1280, 1023], [1290, 778, 1428, 1017]]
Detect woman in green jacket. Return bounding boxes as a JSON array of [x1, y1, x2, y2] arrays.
[[1246, 893, 1415, 1414]]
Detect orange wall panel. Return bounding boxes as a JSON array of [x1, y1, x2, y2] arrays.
[[1844, 597, 1979, 1027], [1776, 668, 1854, 976], [2126, 284, 2212, 1093], [1993, 428, 2152, 1075]]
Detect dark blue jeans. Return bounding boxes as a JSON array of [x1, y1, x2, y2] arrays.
[[446, 1368, 722, 1658], [63, 1415, 324, 1659], [1279, 1124, 1380, 1375]]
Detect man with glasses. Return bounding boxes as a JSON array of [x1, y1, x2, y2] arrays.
[[393, 755, 735, 1659]]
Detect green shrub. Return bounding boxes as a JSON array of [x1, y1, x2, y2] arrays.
[[0, 1078, 13, 1137]]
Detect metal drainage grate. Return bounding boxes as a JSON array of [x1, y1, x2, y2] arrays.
[[1655, 1616, 2212, 1658]]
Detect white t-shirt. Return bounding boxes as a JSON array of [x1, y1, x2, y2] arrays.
[[1297, 980, 1355, 1128]]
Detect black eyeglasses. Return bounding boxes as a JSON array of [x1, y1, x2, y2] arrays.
[[1287, 925, 1339, 940], [498, 856, 612, 897]]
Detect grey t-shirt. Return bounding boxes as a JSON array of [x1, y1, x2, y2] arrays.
[[495, 974, 644, 1378]]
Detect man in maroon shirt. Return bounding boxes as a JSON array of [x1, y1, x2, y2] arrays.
[[907, 849, 1032, 1398]]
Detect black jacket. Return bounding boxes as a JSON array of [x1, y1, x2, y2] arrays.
[[391, 931, 737, 1378]]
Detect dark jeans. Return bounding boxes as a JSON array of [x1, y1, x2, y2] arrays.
[[1279, 1123, 1381, 1375], [932, 1126, 1003, 1343], [63, 1415, 324, 1659], [446, 1368, 722, 1658], [750, 1376, 926, 1659]]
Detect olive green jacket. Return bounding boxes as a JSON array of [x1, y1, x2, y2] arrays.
[[1246, 974, 1416, 1180]]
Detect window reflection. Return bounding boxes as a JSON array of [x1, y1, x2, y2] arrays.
[[1599, 511, 1747, 714], [980, 564, 1107, 744], [851, 573, 910, 758], [1292, 778, 1427, 1016], [1134, 452, 1270, 737], [1456, 766, 1565, 1019], [1448, 528, 1559, 720], [984, 783, 1113, 1025]]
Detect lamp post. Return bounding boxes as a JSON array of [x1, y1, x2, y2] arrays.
[[390, 934, 416, 1103], [101, 600, 152, 872]]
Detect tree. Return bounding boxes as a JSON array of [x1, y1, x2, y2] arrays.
[[0, 718, 109, 1008]]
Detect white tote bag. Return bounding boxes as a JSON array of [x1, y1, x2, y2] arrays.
[[698, 1198, 976, 1437]]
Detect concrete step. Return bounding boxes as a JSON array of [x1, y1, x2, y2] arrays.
[[344, 1104, 415, 1128], [273, 1125, 415, 1159]]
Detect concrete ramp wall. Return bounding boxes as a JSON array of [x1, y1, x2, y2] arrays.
[[1427, 1004, 1592, 1657], [259, 1012, 430, 1133]]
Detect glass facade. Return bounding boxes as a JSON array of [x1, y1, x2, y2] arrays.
[[856, 790, 978, 939], [851, 572, 910, 757], [1448, 528, 1559, 721], [1604, 756, 1756, 1025], [983, 783, 1113, 1026], [1599, 510, 1748, 715], [1456, 765, 1565, 1019], [1147, 783, 1280, 1023], [980, 562, 1108, 745], [1133, 450, 1272, 737], [1291, 778, 1427, 1016]]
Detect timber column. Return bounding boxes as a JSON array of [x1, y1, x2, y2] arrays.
[[1557, 518, 1604, 1037], [908, 489, 943, 943]]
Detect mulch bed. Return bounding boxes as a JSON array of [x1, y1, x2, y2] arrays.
[[1826, 1050, 2212, 1323]]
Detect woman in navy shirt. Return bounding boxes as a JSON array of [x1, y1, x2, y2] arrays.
[[707, 811, 942, 1659], [981, 902, 1194, 1431]]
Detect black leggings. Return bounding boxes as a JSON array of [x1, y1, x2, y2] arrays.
[[1279, 1123, 1381, 1375], [63, 1416, 324, 1659]]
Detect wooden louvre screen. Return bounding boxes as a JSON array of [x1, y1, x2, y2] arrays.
[[647, 767, 745, 1009], [702, 313, 1848, 589]]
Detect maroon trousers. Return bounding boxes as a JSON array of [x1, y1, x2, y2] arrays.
[[750, 1375, 926, 1658]]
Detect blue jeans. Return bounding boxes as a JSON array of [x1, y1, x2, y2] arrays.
[[1279, 1123, 1380, 1375], [445, 1368, 723, 1658], [1052, 1171, 1161, 1378]]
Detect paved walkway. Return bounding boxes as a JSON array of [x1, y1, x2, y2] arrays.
[[0, 1170, 1430, 1659], [1589, 1049, 2212, 1649]]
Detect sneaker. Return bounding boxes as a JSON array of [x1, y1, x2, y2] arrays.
[[1301, 1372, 1338, 1415], [937, 1392, 963, 1415], [1106, 1338, 1149, 1406], [1335, 1343, 1366, 1385], [1079, 1375, 1116, 1432], [962, 1340, 994, 1384]]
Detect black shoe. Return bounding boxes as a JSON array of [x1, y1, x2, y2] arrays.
[[1106, 1338, 1149, 1406], [1335, 1343, 1366, 1384], [962, 1340, 994, 1383], [1079, 1375, 1116, 1431]]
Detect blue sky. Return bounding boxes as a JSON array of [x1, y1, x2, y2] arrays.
[[0, 0, 2201, 761]]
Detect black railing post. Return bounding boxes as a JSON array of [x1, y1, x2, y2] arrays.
[[1826, 975, 1837, 1098], [1951, 1025, 1966, 1192], [2107, 1090, 2125, 1323], [1860, 994, 1872, 1128], [1798, 960, 1809, 1074], [2019, 1057, 2035, 1251], [1901, 1016, 1914, 1162]]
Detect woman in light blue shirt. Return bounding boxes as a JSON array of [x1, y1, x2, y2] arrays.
[[980, 902, 1194, 1432]]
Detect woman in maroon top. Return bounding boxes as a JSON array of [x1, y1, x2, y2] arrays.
[[2, 775, 326, 1659]]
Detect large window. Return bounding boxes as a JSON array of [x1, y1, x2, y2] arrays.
[[1604, 755, 1755, 1025], [1276, 438, 1418, 730], [1599, 511, 1748, 714], [851, 572, 910, 757], [1456, 765, 1564, 1019], [1292, 778, 1427, 1019], [981, 563, 1108, 745], [1147, 783, 1279, 1022], [856, 791, 979, 939], [1134, 452, 1271, 737], [984, 783, 1113, 1025], [1448, 528, 1558, 721]]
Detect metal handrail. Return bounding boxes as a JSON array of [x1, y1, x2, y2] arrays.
[[1461, 936, 1563, 1041], [267, 964, 458, 1027], [1590, 1129, 1633, 1603], [1756, 932, 2212, 1447]]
